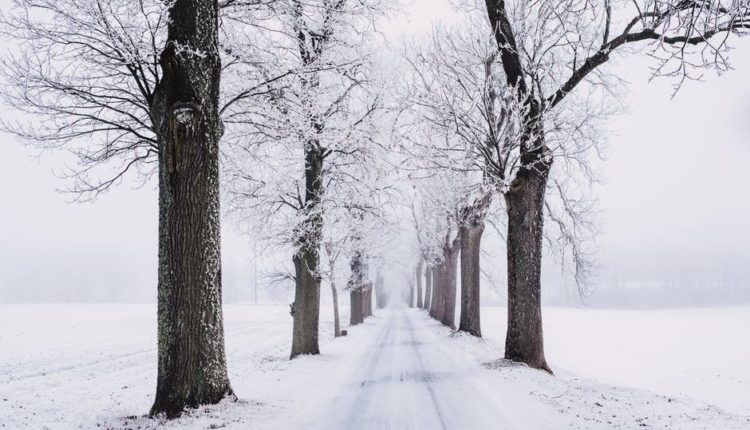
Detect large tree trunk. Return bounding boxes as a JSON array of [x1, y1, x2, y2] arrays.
[[150, 0, 232, 418], [416, 260, 424, 308], [291, 248, 321, 357], [503, 159, 552, 372], [440, 238, 459, 329], [459, 222, 484, 337], [290, 144, 324, 358], [485, 0, 551, 373]]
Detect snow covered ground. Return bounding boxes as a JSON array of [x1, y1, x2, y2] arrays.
[[1, 303, 748, 429], [483, 306, 750, 417]]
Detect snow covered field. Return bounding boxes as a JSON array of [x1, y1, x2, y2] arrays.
[[1, 303, 748, 429]]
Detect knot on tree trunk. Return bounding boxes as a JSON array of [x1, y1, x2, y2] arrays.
[[170, 102, 203, 136]]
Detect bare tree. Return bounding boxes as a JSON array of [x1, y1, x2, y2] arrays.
[[482, 0, 750, 371], [147, 0, 236, 417], [0, 0, 284, 416], [223, 0, 389, 356]]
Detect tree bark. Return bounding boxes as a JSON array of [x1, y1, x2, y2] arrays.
[[290, 142, 324, 358], [503, 160, 552, 372], [428, 266, 437, 318], [291, 248, 321, 357], [350, 289, 364, 325], [423, 266, 432, 310], [348, 249, 366, 326], [364, 286, 373, 317], [331, 277, 341, 338], [429, 264, 442, 320], [440, 237, 459, 329], [150, 0, 232, 418], [416, 260, 424, 308], [459, 223, 484, 337]]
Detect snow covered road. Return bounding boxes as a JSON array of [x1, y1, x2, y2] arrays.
[[2, 304, 749, 429], [303, 308, 538, 430]]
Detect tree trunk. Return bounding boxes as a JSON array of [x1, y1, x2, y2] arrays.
[[290, 142, 324, 358], [428, 266, 437, 318], [350, 289, 364, 325], [375, 272, 386, 309], [291, 249, 321, 357], [150, 0, 232, 418], [459, 223, 484, 337], [503, 161, 552, 372], [416, 260, 424, 308], [429, 264, 442, 320], [331, 277, 341, 337], [364, 286, 372, 317], [348, 247, 366, 325], [423, 266, 432, 310], [440, 238, 459, 329]]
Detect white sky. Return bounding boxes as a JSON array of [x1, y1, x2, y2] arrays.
[[1, 0, 749, 303]]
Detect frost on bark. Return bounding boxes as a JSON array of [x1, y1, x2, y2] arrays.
[[291, 145, 324, 358], [150, 0, 232, 417]]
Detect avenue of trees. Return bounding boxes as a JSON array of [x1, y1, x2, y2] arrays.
[[1, 0, 749, 417]]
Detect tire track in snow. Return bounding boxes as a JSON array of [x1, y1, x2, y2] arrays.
[[306, 307, 515, 430]]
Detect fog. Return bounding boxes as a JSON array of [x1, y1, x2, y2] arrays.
[[0, 0, 749, 306]]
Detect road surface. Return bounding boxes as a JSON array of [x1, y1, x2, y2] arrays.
[[303, 307, 526, 430]]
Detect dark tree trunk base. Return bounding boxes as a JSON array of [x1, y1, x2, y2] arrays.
[[503, 163, 551, 373], [458, 223, 484, 337], [150, 389, 236, 419], [291, 250, 321, 359]]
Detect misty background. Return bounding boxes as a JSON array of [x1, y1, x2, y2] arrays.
[[1, 0, 749, 306]]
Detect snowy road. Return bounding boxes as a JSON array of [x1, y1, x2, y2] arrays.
[[2, 304, 749, 429], [302, 308, 543, 430]]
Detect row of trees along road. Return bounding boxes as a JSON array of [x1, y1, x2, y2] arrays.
[[401, 0, 750, 373], [1, 0, 749, 417]]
